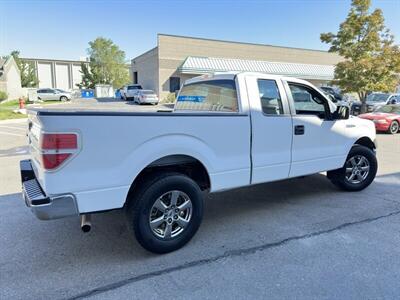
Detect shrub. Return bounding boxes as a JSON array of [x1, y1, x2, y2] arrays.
[[161, 92, 176, 104], [0, 91, 8, 101]]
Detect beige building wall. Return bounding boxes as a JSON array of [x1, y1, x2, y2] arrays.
[[157, 34, 342, 99], [131, 47, 159, 94], [131, 34, 343, 100]]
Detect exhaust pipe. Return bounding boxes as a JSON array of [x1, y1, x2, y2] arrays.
[[80, 214, 92, 233]]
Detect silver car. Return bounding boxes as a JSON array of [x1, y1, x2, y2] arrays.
[[37, 88, 72, 101], [134, 90, 159, 105], [366, 93, 399, 111]]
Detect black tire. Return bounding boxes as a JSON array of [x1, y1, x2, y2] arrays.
[[126, 172, 204, 254], [328, 145, 377, 191], [388, 121, 399, 134], [60, 96, 68, 101]]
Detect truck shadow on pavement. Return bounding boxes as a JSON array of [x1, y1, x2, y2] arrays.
[[2, 172, 399, 265]]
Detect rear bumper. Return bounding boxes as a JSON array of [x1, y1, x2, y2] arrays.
[[20, 160, 79, 220]]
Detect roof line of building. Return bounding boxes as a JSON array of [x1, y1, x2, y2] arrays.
[[131, 47, 158, 62], [157, 33, 333, 54], [22, 57, 87, 64]]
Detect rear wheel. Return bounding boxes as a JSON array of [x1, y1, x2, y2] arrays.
[[328, 145, 377, 191], [60, 96, 68, 101], [126, 173, 204, 254], [388, 121, 399, 134]]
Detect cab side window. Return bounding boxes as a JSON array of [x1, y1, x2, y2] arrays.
[[257, 79, 284, 115], [288, 83, 329, 119]]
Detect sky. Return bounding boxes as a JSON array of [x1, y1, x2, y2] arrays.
[[0, 0, 399, 61]]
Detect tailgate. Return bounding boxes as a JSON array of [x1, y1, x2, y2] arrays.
[[27, 113, 43, 179]]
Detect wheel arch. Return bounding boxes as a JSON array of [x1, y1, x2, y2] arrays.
[[354, 136, 376, 151], [125, 154, 211, 207]]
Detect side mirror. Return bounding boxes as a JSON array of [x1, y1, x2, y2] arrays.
[[333, 105, 350, 120], [328, 94, 337, 103]]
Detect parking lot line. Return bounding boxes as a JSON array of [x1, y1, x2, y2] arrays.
[[0, 125, 26, 131], [0, 131, 25, 137]]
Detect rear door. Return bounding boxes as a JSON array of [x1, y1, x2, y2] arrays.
[[246, 74, 293, 184]]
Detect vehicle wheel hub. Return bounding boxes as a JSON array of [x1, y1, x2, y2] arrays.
[[149, 190, 193, 239], [345, 155, 370, 184]]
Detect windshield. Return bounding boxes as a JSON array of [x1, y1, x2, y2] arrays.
[[367, 93, 390, 102], [375, 106, 400, 114]]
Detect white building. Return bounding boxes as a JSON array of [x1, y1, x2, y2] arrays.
[[0, 56, 23, 100], [22, 58, 88, 91]]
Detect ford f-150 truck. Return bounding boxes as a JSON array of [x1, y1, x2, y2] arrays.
[[21, 72, 378, 253]]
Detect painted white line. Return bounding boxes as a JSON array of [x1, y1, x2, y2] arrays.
[[0, 125, 26, 131], [0, 131, 25, 137]]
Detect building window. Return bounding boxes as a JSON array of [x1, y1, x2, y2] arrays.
[[133, 72, 138, 84], [169, 77, 180, 93]]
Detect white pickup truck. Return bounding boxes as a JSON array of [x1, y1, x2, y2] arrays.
[[21, 72, 378, 253]]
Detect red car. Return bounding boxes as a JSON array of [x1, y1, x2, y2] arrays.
[[359, 105, 400, 134]]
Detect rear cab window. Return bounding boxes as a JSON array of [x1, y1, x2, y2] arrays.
[[175, 80, 239, 112]]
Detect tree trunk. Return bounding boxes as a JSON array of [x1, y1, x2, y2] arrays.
[[358, 92, 367, 114]]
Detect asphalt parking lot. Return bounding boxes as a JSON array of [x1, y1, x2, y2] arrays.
[[0, 113, 399, 299]]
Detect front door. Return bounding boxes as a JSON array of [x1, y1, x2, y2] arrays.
[[284, 81, 349, 177], [246, 75, 293, 184]]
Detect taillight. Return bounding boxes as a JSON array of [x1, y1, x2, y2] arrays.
[[42, 153, 72, 170], [40, 133, 78, 170], [42, 133, 77, 149]]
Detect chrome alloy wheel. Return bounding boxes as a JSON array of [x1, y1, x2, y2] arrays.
[[345, 155, 370, 184], [149, 190, 193, 239], [390, 121, 399, 134]]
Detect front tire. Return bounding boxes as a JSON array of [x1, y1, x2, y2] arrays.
[[388, 121, 399, 134], [328, 145, 377, 191], [126, 173, 204, 254]]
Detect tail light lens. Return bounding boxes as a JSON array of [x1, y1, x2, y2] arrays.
[[42, 133, 77, 149], [40, 133, 78, 170], [42, 153, 72, 170]]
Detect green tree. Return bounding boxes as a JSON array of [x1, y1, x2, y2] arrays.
[[10, 51, 39, 87], [76, 63, 97, 89], [321, 0, 400, 112], [79, 37, 130, 89]]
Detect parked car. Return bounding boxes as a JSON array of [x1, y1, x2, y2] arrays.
[[351, 93, 399, 114], [319, 86, 343, 102], [358, 105, 400, 134], [37, 88, 71, 101], [134, 90, 159, 105], [120, 84, 143, 100], [21, 72, 377, 254]]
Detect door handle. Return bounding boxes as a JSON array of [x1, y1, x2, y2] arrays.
[[294, 125, 305, 135]]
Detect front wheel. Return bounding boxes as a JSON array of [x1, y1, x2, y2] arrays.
[[388, 121, 399, 134], [126, 173, 204, 254], [328, 145, 377, 191]]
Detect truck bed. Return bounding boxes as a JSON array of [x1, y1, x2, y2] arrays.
[[28, 108, 251, 213]]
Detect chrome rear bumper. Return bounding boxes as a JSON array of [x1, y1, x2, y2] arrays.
[[20, 160, 79, 220]]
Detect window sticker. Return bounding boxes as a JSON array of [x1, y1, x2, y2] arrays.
[[177, 95, 206, 102]]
